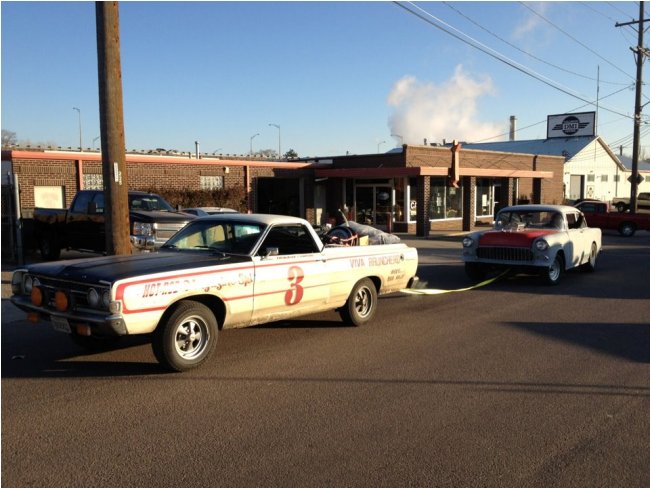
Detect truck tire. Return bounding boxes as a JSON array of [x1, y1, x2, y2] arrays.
[[339, 278, 377, 326], [152, 301, 218, 372], [39, 233, 61, 260], [580, 242, 598, 273], [618, 222, 636, 237], [541, 254, 564, 286]]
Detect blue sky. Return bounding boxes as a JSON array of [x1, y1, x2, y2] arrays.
[[2, 1, 648, 158]]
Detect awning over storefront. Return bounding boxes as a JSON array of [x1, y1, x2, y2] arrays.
[[314, 167, 553, 179]]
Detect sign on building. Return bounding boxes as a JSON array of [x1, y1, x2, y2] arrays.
[[547, 112, 596, 139]]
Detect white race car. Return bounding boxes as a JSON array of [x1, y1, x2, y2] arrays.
[[11, 214, 418, 371], [461, 204, 601, 285]]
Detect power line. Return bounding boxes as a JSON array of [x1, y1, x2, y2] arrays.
[[444, 1, 628, 86], [519, 2, 635, 81], [473, 85, 634, 143], [393, 1, 634, 120]]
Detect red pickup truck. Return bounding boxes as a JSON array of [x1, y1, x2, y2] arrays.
[[575, 200, 650, 237]]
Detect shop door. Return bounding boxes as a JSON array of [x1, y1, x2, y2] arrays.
[[355, 185, 393, 230]]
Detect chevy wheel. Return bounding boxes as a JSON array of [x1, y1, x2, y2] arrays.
[[581, 242, 598, 273], [153, 301, 218, 372], [541, 254, 564, 286]]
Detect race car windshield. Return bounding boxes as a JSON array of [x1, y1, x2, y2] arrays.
[[162, 220, 265, 255]]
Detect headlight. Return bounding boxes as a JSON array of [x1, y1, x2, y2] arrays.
[[133, 222, 153, 236], [535, 239, 549, 251], [24, 275, 33, 293], [101, 290, 111, 309], [462, 237, 474, 248], [87, 288, 100, 308], [12, 271, 26, 294]]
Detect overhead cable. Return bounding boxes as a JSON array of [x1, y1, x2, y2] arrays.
[[393, 1, 633, 120]]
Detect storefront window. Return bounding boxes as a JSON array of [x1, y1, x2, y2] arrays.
[[409, 177, 417, 222], [394, 178, 405, 222], [446, 187, 462, 218], [428, 178, 463, 220], [476, 178, 495, 217]]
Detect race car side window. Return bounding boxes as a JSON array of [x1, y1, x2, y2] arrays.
[[260, 225, 319, 255]]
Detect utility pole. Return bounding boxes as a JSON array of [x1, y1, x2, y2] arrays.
[[96, 1, 131, 255], [616, 1, 649, 213]]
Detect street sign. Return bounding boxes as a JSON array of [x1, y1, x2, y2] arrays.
[[627, 174, 645, 184]]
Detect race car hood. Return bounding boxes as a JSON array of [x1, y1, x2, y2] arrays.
[[478, 229, 558, 247], [23, 251, 250, 285]]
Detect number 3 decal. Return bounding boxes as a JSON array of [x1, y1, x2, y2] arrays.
[[285, 266, 304, 305]]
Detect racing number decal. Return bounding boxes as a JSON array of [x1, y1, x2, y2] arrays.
[[285, 266, 304, 305]]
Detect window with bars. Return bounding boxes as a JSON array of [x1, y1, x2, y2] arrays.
[[83, 173, 103, 190], [200, 175, 224, 190]]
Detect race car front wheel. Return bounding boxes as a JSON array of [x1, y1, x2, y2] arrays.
[[153, 300, 218, 372]]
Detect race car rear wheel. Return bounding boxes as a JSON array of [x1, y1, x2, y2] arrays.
[[340, 278, 377, 327], [152, 300, 218, 372], [581, 242, 598, 273], [541, 254, 564, 286]]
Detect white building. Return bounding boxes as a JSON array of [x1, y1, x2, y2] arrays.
[[462, 112, 650, 204]]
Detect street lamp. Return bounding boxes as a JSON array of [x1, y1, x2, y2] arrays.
[[72, 107, 83, 151], [250, 133, 260, 156], [377, 140, 386, 153], [212, 148, 222, 155], [269, 123, 281, 159], [93, 135, 100, 150]]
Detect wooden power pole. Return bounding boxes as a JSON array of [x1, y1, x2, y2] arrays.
[[616, 1, 648, 213], [96, 1, 131, 255]]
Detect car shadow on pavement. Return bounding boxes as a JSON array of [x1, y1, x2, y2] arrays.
[[506, 321, 650, 363], [1, 332, 169, 378]]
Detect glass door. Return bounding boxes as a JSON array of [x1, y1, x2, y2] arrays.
[[374, 187, 393, 229], [354, 184, 394, 230]]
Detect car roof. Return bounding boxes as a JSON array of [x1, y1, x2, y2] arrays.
[[185, 207, 237, 213], [197, 213, 309, 226]]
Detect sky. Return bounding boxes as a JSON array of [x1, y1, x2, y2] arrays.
[[2, 1, 648, 158]]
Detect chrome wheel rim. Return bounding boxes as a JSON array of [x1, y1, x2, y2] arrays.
[[354, 286, 373, 318], [174, 315, 210, 360], [549, 259, 561, 282]]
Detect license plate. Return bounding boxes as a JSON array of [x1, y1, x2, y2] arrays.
[[51, 316, 72, 334]]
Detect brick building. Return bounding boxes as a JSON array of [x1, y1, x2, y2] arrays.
[[2, 144, 563, 239]]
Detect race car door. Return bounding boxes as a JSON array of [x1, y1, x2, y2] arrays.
[[251, 224, 330, 324]]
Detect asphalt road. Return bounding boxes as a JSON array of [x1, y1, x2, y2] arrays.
[[2, 232, 649, 487]]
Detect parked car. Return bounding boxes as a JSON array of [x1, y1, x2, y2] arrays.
[[575, 200, 650, 237], [11, 213, 419, 372], [182, 207, 238, 216], [33, 190, 195, 259], [461, 204, 601, 285], [610, 192, 650, 212]]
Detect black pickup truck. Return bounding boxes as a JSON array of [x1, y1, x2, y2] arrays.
[[34, 190, 194, 259]]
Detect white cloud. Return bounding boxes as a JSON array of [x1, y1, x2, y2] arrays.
[[387, 66, 504, 145], [512, 1, 549, 40]]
